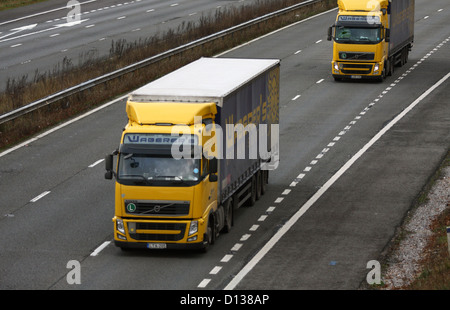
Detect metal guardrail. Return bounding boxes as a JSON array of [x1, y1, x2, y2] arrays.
[[0, 0, 321, 125]]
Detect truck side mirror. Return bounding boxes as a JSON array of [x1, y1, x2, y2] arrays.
[[385, 28, 390, 42], [209, 158, 218, 174], [209, 174, 218, 182], [327, 26, 333, 41], [208, 158, 218, 182], [105, 154, 114, 180]]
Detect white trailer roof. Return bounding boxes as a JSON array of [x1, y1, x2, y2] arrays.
[[129, 57, 280, 106]]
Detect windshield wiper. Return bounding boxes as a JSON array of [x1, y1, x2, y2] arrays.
[[120, 174, 151, 185]]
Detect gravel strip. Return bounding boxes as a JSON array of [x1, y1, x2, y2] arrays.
[[381, 164, 450, 289]]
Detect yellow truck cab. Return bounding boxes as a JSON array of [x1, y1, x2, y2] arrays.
[[327, 0, 414, 81]]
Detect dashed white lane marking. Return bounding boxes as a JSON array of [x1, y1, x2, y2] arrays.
[[88, 159, 104, 168], [197, 279, 211, 288], [90, 241, 111, 256], [225, 70, 450, 290], [221, 254, 233, 263], [206, 36, 449, 290], [231, 243, 243, 252], [258, 215, 267, 222], [30, 191, 51, 202], [249, 225, 259, 231], [241, 234, 251, 241], [209, 266, 222, 275]]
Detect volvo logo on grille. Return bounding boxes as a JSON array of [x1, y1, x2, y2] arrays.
[[126, 203, 136, 213], [153, 205, 161, 213]]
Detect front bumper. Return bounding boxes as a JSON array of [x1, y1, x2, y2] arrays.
[[332, 61, 383, 79], [113, 216, 206, 250]]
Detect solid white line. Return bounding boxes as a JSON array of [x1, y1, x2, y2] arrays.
[[30, 191, 51, 202], [90, 241, 111, 256], [224, 72, 450, 290]]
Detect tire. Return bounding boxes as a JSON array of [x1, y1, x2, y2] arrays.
[[202, 218, 214, 253]]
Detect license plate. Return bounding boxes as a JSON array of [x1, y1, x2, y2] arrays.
[[147, 243, 167, 249], [351, 75, 362, 79]]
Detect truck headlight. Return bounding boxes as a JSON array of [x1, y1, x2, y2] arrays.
[[116, 219, 125, 234], [334, 62, 340, 71], [188, 220, 198, 236], [373, 63, 380, 74]]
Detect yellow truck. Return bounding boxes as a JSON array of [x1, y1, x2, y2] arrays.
[[327, 0, 414, 81], [105, 57, 280, 251]]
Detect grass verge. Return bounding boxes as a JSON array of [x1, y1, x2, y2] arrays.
[[0, 0, 48, 11], [404, 154, 450, 290], [376, 151, 450, 290]]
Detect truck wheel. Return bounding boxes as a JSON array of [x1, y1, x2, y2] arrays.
[[202, 218, 214, 252]]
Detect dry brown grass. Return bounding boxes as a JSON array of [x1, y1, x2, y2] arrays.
[[0, 0, 48, 11], [404, 155, 450, 290]]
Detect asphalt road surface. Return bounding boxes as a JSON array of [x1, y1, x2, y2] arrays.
[[0, 0, 448, 294], [0, 0, 264, 91]]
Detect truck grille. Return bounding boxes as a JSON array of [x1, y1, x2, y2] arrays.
[[129, 222, 187, 241], [125, 200, 190, 216], [341, 64, 373, 75], [339, 52, 375, 61]]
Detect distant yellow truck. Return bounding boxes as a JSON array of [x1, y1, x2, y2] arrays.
[[105, 58, 280, 251], [327, 0, 414, 81]]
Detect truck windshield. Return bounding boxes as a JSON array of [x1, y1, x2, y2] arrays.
[[118, 153, 200, 186], [335, 26, 382, 44]]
